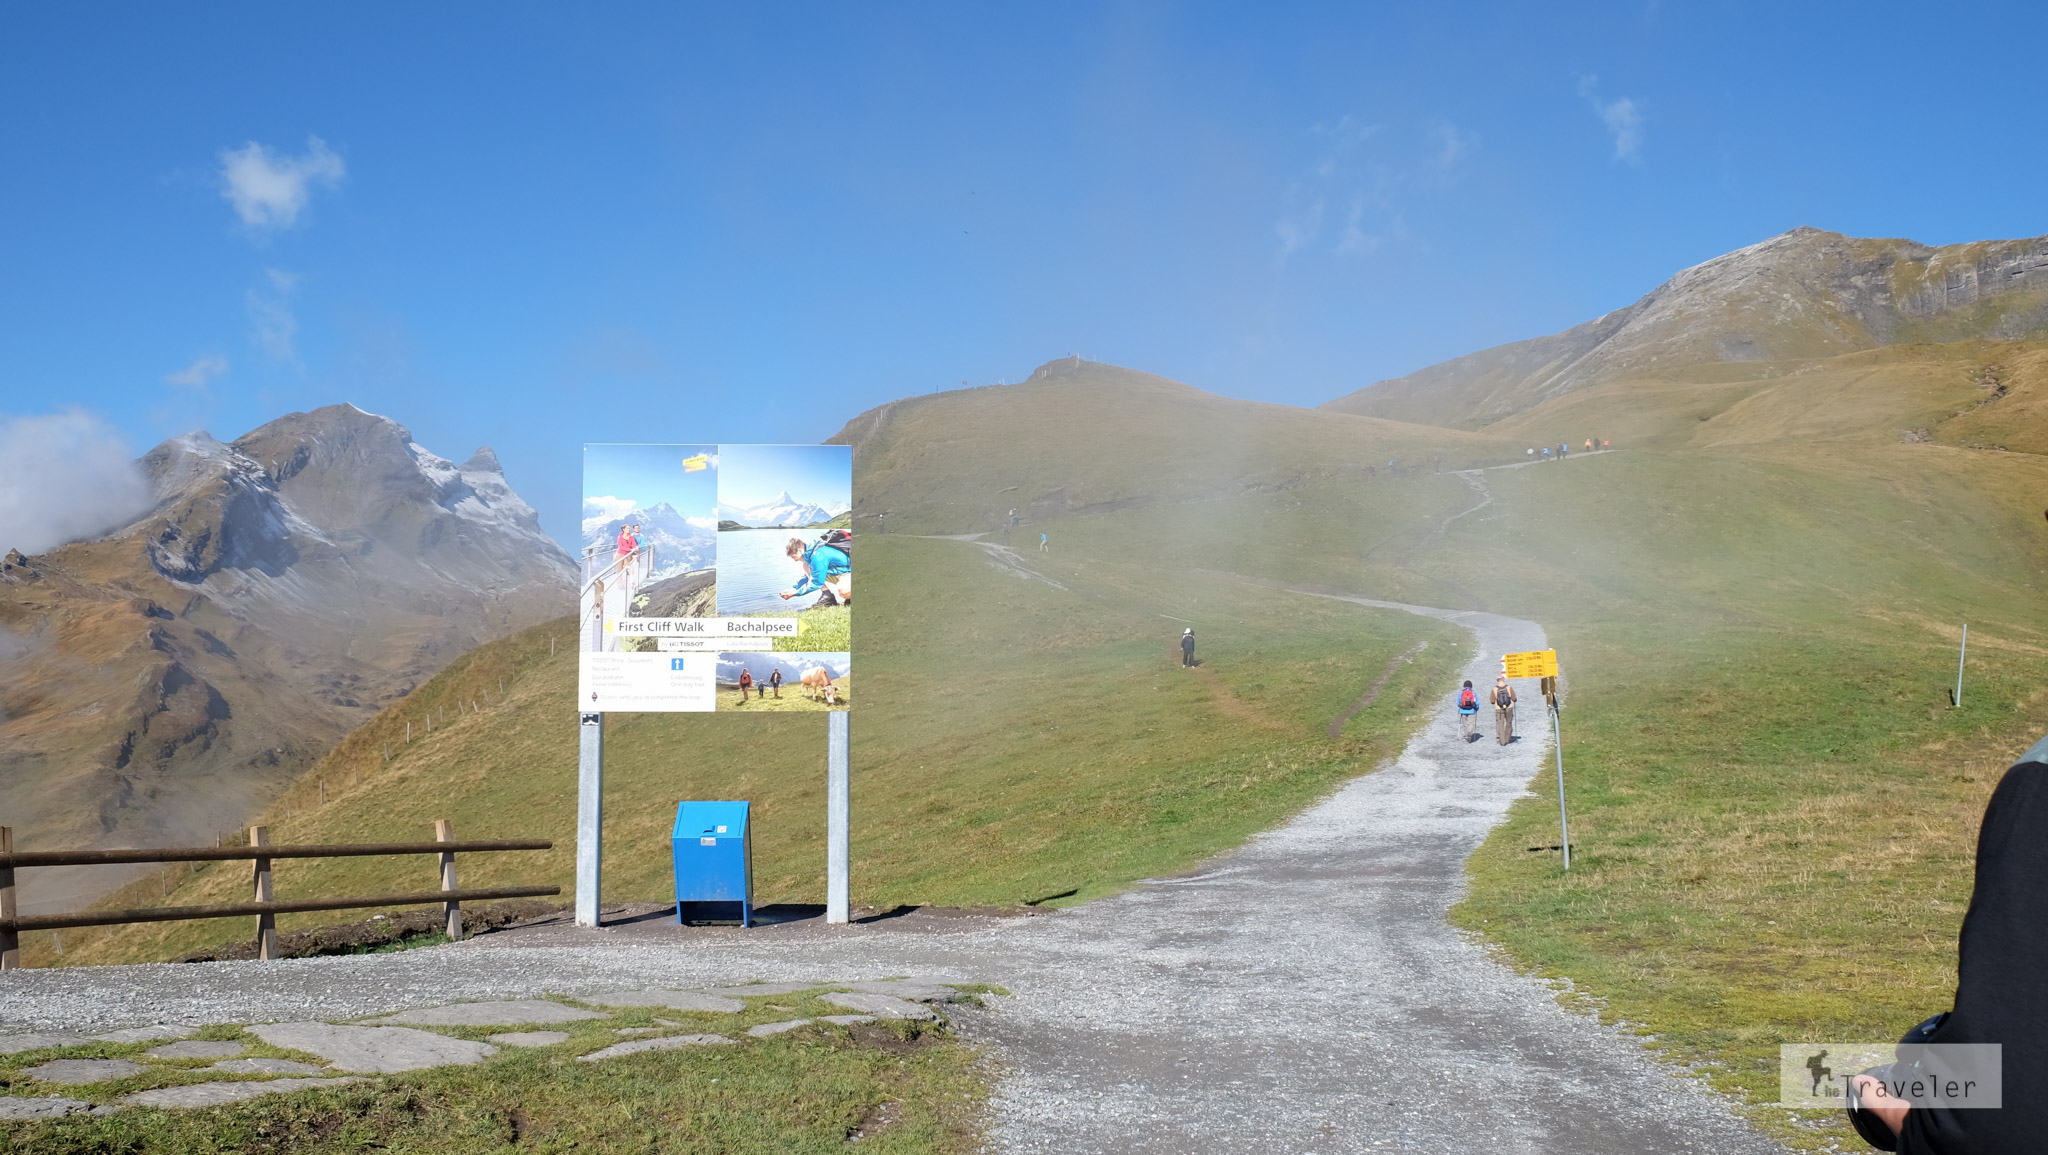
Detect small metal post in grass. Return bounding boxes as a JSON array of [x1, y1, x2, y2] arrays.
[[1955, 624, 1968, 708]]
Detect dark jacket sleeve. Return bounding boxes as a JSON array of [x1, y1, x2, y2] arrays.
[[1898, 750, 2048, 1154]]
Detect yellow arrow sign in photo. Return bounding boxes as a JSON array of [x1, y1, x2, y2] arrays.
[[1502, 649, 1559, 679]]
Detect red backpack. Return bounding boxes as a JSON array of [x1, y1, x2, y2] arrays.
[[1459, 687, 1476, 709]]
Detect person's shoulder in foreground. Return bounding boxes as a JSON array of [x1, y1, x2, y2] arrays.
[[1890, 736, 2048, 1153]]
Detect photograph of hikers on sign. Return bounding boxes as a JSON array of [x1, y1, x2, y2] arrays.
[[717, 652, 850, 712], [715, 443, 853, 653], [580, 444, 719, 655]]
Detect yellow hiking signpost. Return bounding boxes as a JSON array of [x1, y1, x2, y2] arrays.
[[1501, 649, 1558, 679], [1501, 648, 1570, 871]]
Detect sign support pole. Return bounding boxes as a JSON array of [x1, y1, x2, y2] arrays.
[[576, 713, 603, 927], [1552, 706, 1571, 871], [827, 711, 850, 924]]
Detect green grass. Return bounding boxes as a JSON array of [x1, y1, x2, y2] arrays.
[[60, 531, 1462, 965], [772, 603, 850, 651], [0, 993, 984, 1153]]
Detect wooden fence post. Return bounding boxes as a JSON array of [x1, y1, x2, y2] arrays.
[[250, 825, 276, 960], [1, 826, 19, 971], [435, 819, 462, 941]]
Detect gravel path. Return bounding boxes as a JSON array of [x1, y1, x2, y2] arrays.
[[0, 596, 1785, 1153]]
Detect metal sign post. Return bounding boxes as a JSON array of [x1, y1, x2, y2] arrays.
[[827, 711, 850, 924], [576, 713, 603, 927], [1543, 675, 1570, 872]]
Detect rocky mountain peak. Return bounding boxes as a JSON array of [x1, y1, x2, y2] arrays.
[[1324, 227, 2048, 428], [460, 447, 503, 473]]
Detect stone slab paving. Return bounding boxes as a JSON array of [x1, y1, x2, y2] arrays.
[[840, 979, 969, 1003], [578, 1034, 736, 1061], [486, 1031, 570, 1047], [584, 989, 745, 1014], [212, 1057, 325, 1075], [819, 1015, 876, 1026], [746, 1019, 814, 1037], [146, 1040, 245, 1060], [0, 1032, 92, 1054], [820, 992, 939, 1021], [0, 1095, 116, 1119], [705, 982, 818, 998], [19, 1058, 147, 1084], [124, 1077, 368, 1109], [249, 1023, 496, 1073], [366, 999, 606, 1027], [94, 1025, 198, 1044]]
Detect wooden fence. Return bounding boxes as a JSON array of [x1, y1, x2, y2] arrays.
[[0, 822, 557, 971]]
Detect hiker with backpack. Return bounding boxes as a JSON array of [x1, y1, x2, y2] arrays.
[[1457, 680, 1480, 742], [1181, 627, 1196, 668], [1492, 675, 1518, 745], [780, 529, 852, 607]]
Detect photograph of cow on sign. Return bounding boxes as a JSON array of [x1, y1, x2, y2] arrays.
[[580, 445, 719, 655], [716, 444, 852, 653], [717, 652, 849, 711]]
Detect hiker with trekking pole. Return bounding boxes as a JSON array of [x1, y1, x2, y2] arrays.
[[1492, 674, 1518, 745], [1457, 679, 1481, 742]]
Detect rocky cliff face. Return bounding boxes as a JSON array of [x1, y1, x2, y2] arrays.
[[1323, 228, 2048, 428], [0, 404, 572, 912]]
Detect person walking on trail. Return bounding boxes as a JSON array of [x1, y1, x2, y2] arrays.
[[1493, 675, 1518, 745], [1457, 679, 1480, 742], [1181, 627, 1196, 668], [737, 668, 753, 702], [768, 667, 782, 698], [1039, 531, 1048, 552], [1584, 438, 1594, 452]]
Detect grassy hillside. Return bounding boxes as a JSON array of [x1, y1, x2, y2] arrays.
[[833, 358, 1512, 534], [43, 348, 2048, 1151], [50, 530, 1464, 966]]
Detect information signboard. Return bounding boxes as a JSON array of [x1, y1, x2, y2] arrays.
[[578, 443, 852, 712]]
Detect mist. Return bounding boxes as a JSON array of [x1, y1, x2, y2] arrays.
[[0, 410, 153, 555]]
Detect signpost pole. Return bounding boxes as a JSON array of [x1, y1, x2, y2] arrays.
[[576, 713, 603, 927], [1955, 624, 1967, 708], [826, 711, 850, 924], [1549, 681, 1570, 872]]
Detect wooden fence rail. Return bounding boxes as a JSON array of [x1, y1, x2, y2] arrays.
[[0, 822, 557, 971]]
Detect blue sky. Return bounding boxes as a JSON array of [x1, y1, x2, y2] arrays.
[[3, 3, 2045, 553], [583, 444, 718, 529], [719, 445, 853, 512]]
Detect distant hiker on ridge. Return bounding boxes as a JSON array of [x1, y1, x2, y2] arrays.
[[1181, 628, 1196, 669], [1039, 531, 1048, 553], [1493, 675, 1518, 745], [1457, 679, 1480, 742]]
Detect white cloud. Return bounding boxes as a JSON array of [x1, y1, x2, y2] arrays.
[[0, 410, 152, 556], [685, 516, 718, 531], [219, 136, 346, 231], [165, 354, 229, 390], [247, 268, 300, 364], [581, 495, 638, 533], [1275, 115, 1468, 265], [1577, 76, 1645, 162]]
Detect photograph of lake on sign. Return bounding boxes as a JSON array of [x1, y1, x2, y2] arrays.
[[716, 444, 852, 651]]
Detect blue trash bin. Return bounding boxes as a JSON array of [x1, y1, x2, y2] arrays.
[[672, 801, 752, 927]]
